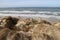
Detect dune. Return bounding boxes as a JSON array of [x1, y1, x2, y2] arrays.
[[0, 16, 60, 40]]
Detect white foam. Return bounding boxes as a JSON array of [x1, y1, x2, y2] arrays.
[[0, 11, 36, 13], [0, 13, 60, 18], [0, 10, 60, 14], [38, 11, 51, 13], [0, 11, 60, 16]]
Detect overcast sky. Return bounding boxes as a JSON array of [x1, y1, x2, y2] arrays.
[[0, 0, 60, 7]]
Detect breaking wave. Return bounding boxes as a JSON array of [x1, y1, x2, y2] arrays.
[[0, 10, 60, 16]]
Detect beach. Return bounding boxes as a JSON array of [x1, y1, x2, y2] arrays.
[[0, 7, 60, 40]]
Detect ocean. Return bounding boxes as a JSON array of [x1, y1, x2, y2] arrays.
[[0, 7, 60, 18]]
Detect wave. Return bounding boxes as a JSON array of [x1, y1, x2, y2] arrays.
[[0, 10, 60, 13], [0, 11, 36, 13], [0, 11, 60, 16]]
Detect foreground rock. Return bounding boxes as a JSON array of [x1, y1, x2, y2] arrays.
[[0, 16, 60, 40]]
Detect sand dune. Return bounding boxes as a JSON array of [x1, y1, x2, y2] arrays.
[[0, 16, 60, 40]]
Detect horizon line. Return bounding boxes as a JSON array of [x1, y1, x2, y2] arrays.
[[0, 7, 60, 8]]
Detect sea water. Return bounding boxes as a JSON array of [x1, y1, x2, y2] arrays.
[[0, 7, 60, 18]]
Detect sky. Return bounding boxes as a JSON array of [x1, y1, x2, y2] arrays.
[[0, 0, 60, 7]]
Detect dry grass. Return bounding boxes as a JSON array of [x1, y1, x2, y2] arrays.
[[0, 16, 60, 40]]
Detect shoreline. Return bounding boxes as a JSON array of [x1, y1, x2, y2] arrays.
[[0, 14, 60, 23]]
